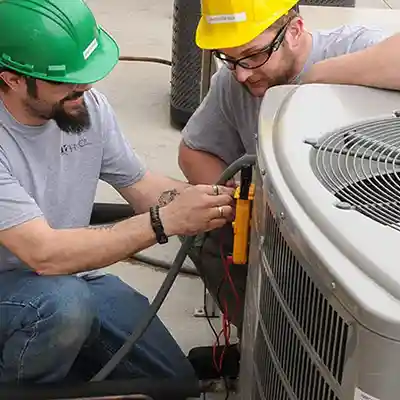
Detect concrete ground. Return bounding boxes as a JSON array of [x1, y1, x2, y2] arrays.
[[84, 0, 400, 398]]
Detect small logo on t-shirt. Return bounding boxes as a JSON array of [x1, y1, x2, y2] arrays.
[[61, 136, 92, 155]]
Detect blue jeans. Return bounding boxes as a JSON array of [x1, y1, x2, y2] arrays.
[[0, 270, 196, 383]]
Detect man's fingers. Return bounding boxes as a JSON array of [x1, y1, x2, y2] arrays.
[[217, 185, 235, 195], [205, 194, 235, 208], [225, 179, 238, 189], [210, 205, 234, 221], [196, 184, 235, 197]]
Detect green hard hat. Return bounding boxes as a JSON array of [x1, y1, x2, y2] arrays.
[[0, 0, 120, 84]]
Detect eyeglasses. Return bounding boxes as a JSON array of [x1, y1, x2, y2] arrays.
[[22, 75, 81, 91], [214, 20, 292, 71], [43, 80, 80, 89]]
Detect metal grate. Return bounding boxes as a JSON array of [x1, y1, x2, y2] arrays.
[[251, 203, 348, 400], [254, 323, 291, 400], [170, 0, 202, 126], [307, 116, 400, 230]]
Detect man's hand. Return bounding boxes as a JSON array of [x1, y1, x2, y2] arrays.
[[160, 184, 234, 237]]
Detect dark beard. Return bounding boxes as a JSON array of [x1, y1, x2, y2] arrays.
[[51, 93, 91, 134], [23, 82, 92, 134]]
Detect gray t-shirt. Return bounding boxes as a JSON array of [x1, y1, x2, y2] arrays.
[[182, 25, 390, 165], [0, 88, 146, 273]]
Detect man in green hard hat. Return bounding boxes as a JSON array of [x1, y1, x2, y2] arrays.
[[0, 0, 235, 384]]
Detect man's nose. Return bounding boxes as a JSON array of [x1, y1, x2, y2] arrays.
[[77, 84, 92, 91], [71, 83, 92, 92], [234, 65, 253, 83]]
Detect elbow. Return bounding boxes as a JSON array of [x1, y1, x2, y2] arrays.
[[29, 239, 64, 276], [29, 248, 57, 275], [178, 141, 227, 185], [0, 219, 67, 275]]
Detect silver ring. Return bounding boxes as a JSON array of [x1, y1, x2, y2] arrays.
[[217, 206, 224, 218], [212, 185, 219, 196]]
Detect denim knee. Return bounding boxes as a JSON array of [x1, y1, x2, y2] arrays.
[[40, 276, 97, 350], [0, 274, 97, 382]]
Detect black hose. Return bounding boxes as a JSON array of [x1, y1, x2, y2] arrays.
[[132, 253, 199, 277], [119, 56, 172, 66], [90, 154, 257, 382]]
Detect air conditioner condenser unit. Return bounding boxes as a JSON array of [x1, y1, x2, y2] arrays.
[[239, 83, 400, 400]]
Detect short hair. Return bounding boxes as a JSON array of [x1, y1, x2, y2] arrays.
[[0, 67, 38, 97], [0, 67, 10, 92], [268, 7, 300, 31]]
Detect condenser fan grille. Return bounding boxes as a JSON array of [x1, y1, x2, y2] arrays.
[[307, 115, 400, 230]]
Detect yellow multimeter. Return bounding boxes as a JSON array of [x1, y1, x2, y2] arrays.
[[232, 165, 255, 265]]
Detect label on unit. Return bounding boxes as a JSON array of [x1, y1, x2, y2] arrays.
[[354, 388, 380, 400]]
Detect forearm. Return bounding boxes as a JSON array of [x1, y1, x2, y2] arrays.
[[178, 141, 228, 185], [303, 34, 400, 90], [36, 213, 160, 275], [2, 181, 236, 276], [118, 171, 191, 214]]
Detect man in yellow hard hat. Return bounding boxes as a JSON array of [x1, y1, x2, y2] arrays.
[[178, 0, 400, 332]]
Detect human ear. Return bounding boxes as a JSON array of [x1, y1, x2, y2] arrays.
[[285, 18, 304, 49], [0, 70, 25, 92]]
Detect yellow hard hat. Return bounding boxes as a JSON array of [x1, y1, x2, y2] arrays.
[[196, 0, 299, 50]]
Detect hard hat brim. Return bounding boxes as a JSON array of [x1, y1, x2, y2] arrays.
[[196, 17, 276, 50], [36, 27, 119, 85], [58, 27, 120, 85]]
